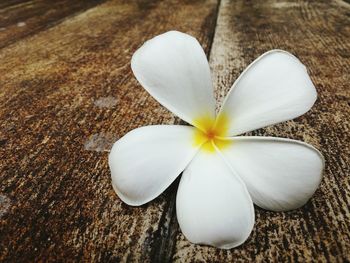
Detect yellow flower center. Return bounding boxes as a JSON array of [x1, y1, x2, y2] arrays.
[[193, 113, 231, 152]]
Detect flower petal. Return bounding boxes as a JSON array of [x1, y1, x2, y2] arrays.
[[176, 149, 255, 249], [131, 31, 216, 128], [218, 50, 317, 135], [109, 125, 199, 206], [220, 136, 324, 211]]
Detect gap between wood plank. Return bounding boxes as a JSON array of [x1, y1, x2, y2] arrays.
[[148, 1, 222, 261]]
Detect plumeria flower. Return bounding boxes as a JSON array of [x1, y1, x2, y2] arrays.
[[109, 31, 325, 249]]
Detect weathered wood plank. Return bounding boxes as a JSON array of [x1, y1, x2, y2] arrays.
[[0, 0, 219, 261], [172, 0, 350, 262], [0, 0, 106, 49]]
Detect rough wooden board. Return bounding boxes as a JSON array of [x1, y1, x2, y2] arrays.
[[0, 0, 107, 49], [0, 0, 219, 261], [172, 0, 350, 262]]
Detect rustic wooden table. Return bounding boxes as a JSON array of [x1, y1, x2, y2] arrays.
[[0, 0, 349, 262]]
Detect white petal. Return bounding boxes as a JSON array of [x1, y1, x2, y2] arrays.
[[218, 50, 317, 135], [109, 125, 199, 206], [176, 149, 254, 249], [131, 31, 216, 128], [220, 136, 324, 211]]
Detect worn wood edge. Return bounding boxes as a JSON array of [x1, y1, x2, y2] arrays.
[[148, 1, 221, 260], [0, 0, 107, 49]]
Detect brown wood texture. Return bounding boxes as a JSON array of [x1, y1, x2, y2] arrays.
[[0, 0, 219, 261], [0, 0, 349, 262], [0, 0, 106, 49]]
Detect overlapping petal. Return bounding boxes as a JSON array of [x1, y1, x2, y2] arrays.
[[176, 149, 255, 249], [131, 31, 216, 129], [109, 125, 200, 206], [109, 31, 325, 250], [219, 136, 324, 211], [217, 50, 317, 136]]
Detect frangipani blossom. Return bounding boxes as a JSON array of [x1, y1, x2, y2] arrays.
[[109, 31, 324, 249]]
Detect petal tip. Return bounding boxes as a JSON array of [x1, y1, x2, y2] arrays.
[[111, 181, 143, 206], [182, 221, 254, 249]]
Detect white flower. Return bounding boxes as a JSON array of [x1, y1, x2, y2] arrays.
[[109, 31, 324, 249]]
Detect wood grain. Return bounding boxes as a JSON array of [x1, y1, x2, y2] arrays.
[[0, 0, 106, 49], [0, 0, 219, 261], [172, 0, 350, 262]]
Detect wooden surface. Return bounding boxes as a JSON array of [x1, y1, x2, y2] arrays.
[[0, 0, 349, 262], [0, 0, 106, 49]]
